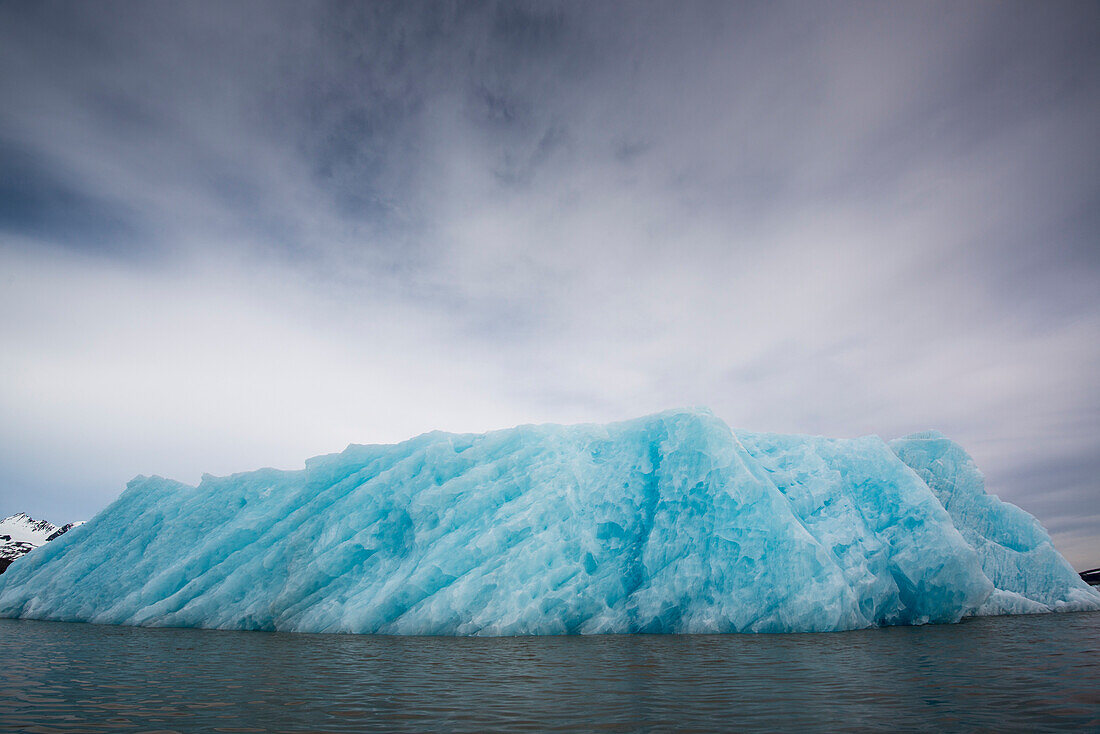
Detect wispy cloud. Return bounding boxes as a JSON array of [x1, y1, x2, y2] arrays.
[[1, 1, 1098, 567]]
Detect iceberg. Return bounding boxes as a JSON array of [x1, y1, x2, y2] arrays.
[[0, 409, 1095, 634], [888, 431, 1099, 615]]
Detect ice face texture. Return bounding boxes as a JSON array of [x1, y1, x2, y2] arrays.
[[0, 409, 1095, 634], [889, 431, 1100, 615]]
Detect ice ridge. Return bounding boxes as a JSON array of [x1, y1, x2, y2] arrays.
[[0, 409, 1095, 634]]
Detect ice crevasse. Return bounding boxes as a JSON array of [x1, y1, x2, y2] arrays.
[[1, 409, 1096, 634]]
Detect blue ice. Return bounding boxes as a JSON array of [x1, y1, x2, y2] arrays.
[[1, 409, 1095, 634]]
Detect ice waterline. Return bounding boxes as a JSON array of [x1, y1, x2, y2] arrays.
[[1, 409, 1096, 634]]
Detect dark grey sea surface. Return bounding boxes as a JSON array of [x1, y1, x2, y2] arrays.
[[2, 612, 1098, 732]]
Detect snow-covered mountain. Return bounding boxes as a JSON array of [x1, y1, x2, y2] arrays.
[[0, 514, 83, 573]]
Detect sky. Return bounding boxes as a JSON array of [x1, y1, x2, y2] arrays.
[[0, 1, 1098, 569]]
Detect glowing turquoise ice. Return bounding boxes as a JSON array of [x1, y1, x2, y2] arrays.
[[889, 431, 1100, 615], [1, 409, 1095, 633]]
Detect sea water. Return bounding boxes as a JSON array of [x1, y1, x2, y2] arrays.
[[2, 612, 1098, 732]]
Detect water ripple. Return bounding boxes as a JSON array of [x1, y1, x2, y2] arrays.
[[1, 613, 1099, 732]]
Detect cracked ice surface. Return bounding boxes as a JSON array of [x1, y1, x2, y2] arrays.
[[1, 409, 1095, 634]]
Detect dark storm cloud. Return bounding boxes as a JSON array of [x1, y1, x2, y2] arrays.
[[0, 140, 143, 254], [1, 1, 1098, 567]]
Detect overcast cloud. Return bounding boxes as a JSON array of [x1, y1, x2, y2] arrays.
[[1, 1, 1098, 568]]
